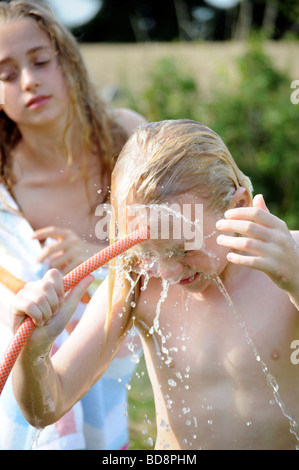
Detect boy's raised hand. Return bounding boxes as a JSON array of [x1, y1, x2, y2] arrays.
[[216, 194, 299, 299], [10, 269, 94, 348]]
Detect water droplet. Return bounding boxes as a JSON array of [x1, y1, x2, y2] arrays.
[[168, 379, 177, 387], [166, 399, 173, 409], [131, 354, 140, 364]]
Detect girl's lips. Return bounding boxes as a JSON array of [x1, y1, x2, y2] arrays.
[[179, 272, 200, 285], [26, 95, 51, 109]]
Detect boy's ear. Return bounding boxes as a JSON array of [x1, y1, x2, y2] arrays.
[[229, 186, 251, 209]]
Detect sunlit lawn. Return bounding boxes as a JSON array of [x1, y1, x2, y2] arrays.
[[128, 353, 157, 450]]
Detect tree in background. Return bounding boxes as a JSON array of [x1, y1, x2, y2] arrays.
[[205, 39, 299, 228], [66, 0, 299, 42]]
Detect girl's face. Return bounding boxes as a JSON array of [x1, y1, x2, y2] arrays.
[[0, 18, 69, 128], [128, 192, 233, 294]]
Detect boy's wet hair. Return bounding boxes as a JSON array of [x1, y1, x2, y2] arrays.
[[112, 119, 253, 222]]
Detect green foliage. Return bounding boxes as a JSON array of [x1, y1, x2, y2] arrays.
[[124, 40, 299, 228], [125, 56, 199, 122], [204, 40, 299, 228], [128, 354, 156, 449]]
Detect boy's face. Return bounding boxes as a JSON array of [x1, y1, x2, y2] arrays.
[[127, 192, 231, 293], [0, 18, 69, 127]]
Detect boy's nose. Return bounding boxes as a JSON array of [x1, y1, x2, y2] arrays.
[[158, 258, 184, 283]]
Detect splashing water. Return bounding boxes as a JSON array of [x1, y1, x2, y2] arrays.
[[127, 315, 140, 365], [149, 280, 173, 365], [29, 428, 41, 450]]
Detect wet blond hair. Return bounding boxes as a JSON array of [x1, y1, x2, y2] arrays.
[[111, 119, 253, 233], [0, 0, 127, 198]]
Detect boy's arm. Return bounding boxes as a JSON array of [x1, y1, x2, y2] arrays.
[[216, 194, 299, 310], [11, 269, 134, 427]]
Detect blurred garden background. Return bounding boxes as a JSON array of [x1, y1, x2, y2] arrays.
[[40, 0, 299, 229], [40, 0, 299, 449]]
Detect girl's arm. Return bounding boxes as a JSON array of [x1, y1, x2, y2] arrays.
[[11, 270, 134, 427], [32, 226, 106, 275]]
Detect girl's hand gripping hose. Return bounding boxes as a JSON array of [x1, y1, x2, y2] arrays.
[[0, 227, 150, 395]]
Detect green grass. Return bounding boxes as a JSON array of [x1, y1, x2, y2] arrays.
[[128, 354, 157, 450]]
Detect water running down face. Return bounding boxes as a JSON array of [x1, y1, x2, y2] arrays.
[[122, 193, 233, 292]]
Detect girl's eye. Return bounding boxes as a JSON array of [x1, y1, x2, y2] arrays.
[[32, 51, 55, 67], [0, 71, 17, 82], [34, 59, 51, 67]]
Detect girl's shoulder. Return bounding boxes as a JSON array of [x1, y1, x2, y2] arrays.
[[291, 230, 299, 245], [110, 108, 146, 136]]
